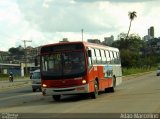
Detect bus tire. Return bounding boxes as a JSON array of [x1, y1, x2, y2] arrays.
[[52, 95, 61, 101], [104, 88, 110, 93], [39, 88, 42, 92], [32, 88, 36, 92], [90, 81, 98, 99]]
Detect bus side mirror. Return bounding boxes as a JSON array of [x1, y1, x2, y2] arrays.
[[88, 50, 92, 57]]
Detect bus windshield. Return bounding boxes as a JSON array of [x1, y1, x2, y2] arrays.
[[41, 51, 86, 79]]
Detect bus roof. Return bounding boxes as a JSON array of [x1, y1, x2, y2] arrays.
[[83, 41, 119, 52], [41, 41, 119, 52]]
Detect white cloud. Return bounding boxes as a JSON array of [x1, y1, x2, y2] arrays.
[[0, 0, 160, 51]]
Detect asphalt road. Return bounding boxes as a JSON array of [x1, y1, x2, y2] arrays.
[[0, 72, 160, 118]]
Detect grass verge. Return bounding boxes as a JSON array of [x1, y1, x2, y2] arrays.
[[122, 67, 156, 76]]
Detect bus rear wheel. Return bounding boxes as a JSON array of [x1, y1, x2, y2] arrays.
[[52, 95, 61, 101], [90, 81, 98, 99]]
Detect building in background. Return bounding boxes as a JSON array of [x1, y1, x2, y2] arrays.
[[0, 46, 41, 76], [87, 39, 101, 44], [143, 35, 149, 42], [143, 26, 155, 42], [102, 35, 114, 46], [0, 51, 9, 63], [59, 38, 69, 42], [148, 26, 154, 39]]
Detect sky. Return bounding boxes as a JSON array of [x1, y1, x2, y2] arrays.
[[0, 0, 160, 51]]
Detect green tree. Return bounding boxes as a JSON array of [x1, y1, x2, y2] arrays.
[[9, 47, 18, 55], [120, 49, 133, 68], [113, 33, 143, 51], [112, 33, 143, 68], [8, 46, 25, 59], [126, 11, 137, 39]]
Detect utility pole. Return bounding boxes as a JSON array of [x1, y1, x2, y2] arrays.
[[82, 29, 83, 41], [22, 40, 32, 76]]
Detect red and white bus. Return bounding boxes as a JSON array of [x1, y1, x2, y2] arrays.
[[40, 41, 122, 101]]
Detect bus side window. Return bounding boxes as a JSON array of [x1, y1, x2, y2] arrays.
[[99, 49, 102, 64], [88, 50, 92, 57], [110, 51, 114, 64], [101, 50, 106, 64], [91, 48, 96, 64], [113, 51, 118, 64], [87, 50, 92, 67], [116, 52, 120, 64], [95, 49, 101, 64], [112, 51, 115, 64], [105, 50, 111, 64]]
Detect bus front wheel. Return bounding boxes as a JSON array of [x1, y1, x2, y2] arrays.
[[90, 81, 98, 99], [52, 95, 61, 101]]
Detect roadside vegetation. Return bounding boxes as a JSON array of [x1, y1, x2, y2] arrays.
[[122, 67, 156, 76], [112, 33, 160, 76], [112, 11, 160, 76]]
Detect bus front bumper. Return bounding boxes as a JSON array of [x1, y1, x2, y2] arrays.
[[42, 84, 89, 96]]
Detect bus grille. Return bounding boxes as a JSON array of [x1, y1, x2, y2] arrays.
[[53, 89, 75, 92]]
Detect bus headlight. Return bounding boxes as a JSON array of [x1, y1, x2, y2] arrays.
[[82, 80, 86, 84], [42, 84, 47, 88]]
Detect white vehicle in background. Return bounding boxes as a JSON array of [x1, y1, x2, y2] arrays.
[[30, 69, 41, 92], [157, 66, 160, 76]]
